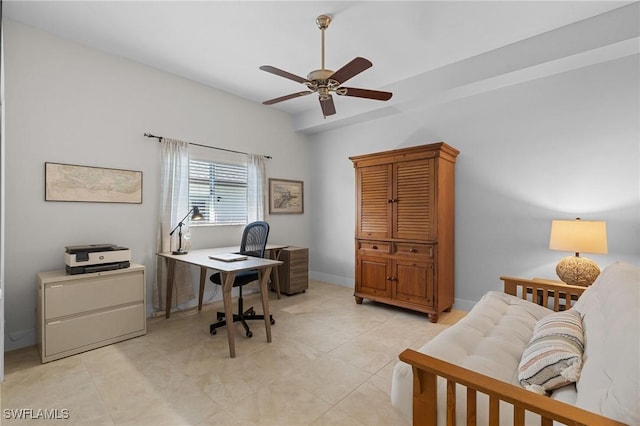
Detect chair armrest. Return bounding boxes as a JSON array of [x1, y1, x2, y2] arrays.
[[399, 349, 626, 426], [500, 276, 587, 311]]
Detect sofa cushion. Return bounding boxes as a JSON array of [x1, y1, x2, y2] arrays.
[[391, 291, 552, 423], [571, 261, 640, 425], [518, 309, 584, 394]]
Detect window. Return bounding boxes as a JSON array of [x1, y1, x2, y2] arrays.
[[189, 158, 248, 225]]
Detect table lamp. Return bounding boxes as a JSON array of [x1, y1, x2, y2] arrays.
[[170, 206, 203, 255], [549, 218, 607, 286]]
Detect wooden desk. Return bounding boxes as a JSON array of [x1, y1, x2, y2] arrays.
[[192, 244, 288, 307], [157, 248, 283, 358]]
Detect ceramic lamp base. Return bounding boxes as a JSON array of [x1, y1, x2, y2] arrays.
[[556, 255, 600, 286]]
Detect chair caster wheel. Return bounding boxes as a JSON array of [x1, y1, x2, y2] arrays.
[[246, 331, 253, 338], [210, 328, 217, 335], [270, 318, 276, 325], [217, 315, 224, 321]]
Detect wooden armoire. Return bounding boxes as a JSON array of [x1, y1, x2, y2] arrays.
[[350, 143, 459, 322]]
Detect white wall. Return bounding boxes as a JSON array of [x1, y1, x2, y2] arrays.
[[309, 54, 640, 310], [1, 18, 6, 379], [3, 20, 311, 350]]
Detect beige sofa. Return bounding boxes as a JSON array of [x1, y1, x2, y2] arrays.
[[391, 262, 639, 426]]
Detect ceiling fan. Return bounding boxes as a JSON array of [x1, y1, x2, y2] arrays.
[[260, 15, 393, 118]]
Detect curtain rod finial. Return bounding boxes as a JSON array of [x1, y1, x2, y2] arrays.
[[145, 132, 162, 141]]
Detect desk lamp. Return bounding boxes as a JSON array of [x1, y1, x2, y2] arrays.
[[549, 218, 607, 286], [170, 206, 203, 255]]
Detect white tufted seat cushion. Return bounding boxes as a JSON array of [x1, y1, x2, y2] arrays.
[[391, 291, 553, 425]]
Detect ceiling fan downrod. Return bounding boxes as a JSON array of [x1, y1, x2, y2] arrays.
[[316, 15, 331, 71]]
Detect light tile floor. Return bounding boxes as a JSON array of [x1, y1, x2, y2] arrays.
[[1, 280, 465, 425]]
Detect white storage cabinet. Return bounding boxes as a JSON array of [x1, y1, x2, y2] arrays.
[[37, 264, 146, 363]]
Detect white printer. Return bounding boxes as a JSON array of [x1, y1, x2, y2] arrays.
[[64, 244, 131, 275]]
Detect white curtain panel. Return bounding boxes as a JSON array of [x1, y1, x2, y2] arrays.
[[247, 154, 267, 222], [152, 138, 195, 310]]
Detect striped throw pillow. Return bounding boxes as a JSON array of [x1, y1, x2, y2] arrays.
[[518, 309, 584, 395]]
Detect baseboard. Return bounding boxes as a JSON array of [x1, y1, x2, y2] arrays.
[[4, 327, 36, 352], [309, 271, 353, 287], [453, 297, 476, 312]]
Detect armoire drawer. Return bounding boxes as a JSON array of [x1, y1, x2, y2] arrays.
[[394, 243, 434, 259], [358, 240, 391, 254]]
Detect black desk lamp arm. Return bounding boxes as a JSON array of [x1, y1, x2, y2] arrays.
[[169, 208, 195, 236]]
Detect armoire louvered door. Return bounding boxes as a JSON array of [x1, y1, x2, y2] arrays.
[[393, 158, 435, 241], [356, 164, 391, 239], [351, 143, 459, 323]]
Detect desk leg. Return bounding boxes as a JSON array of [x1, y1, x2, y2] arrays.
[[165, 259, 176, 319], [259, 267, 273, 343], [198, 266, 207, 311], [221, 271, 237, 358], [270, 249, 282, 299]]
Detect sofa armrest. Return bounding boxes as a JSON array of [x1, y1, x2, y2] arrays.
[[500, 276, 586, 311], [399, 349, 626, 426]]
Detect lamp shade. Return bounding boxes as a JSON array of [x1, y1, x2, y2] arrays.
[[191, 206, 203, 221], [549, 219, 607, 255]]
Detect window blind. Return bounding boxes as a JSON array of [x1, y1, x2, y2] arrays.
[[189, 159, 248, 225]]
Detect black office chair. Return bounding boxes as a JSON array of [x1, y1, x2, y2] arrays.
[[209, 221, 275, 338]]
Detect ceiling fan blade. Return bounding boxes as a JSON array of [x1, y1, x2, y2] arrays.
[[329, 57, 373, 84], [259, 65, 310, 84], [263, 91, 313, 105], [339, 87, 393, 101], [319, 95, 336, 117]]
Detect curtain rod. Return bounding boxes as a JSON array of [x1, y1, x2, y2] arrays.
[[144, 133, 272, 159]]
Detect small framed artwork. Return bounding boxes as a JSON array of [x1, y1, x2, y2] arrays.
[[45, 162, 143, 204], [269, 178, 304, 214]]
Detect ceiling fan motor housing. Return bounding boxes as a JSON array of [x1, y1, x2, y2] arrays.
[[307, 69, 334, 81], [306, 69, 342, 99]]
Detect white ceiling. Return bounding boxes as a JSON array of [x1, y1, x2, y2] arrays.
[[4, 1, 637, 133]]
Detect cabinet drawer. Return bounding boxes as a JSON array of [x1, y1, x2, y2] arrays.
[[45, 303, 145, 357], [45, 271, 143, 319], [358, 241, 391, 254], [394, 243, 434, 259], [287, 251, 308, 261], [290, 270, 308, 281], [288, 257, 308, 268]]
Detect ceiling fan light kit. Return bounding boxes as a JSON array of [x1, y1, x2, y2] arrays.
[[260, 14, 393, 118]]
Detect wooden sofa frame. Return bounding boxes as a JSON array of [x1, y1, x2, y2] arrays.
[[399, 276, 627, 426]]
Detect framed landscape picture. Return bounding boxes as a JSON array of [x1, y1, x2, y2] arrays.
[[45, 162, 143, 204], [269, 178, 303, 214]]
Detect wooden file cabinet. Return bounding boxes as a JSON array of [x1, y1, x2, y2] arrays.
[[37, 264, 146, 363], [277, 247, 308, 295]]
